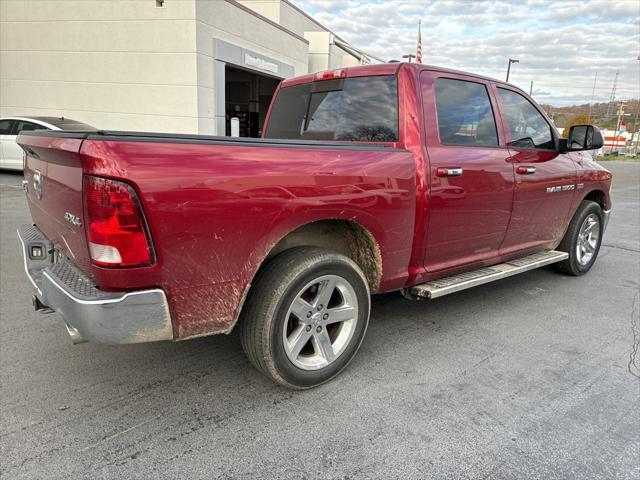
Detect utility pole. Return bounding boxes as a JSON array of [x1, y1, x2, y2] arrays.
[[612, 101, 626, 154], [588, 71, 597, 122], [505, 58, 519, 82], [633, 102, 640, 156], [634, 57, 640, 156], [529, 81, 533, 96], [605, 71, 619, 117], [402, 54, 416, 63]]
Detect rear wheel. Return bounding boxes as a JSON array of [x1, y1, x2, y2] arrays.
[[239, 247, 370, 389], [553, 200, 603, 276]]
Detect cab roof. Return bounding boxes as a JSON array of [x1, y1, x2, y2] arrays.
[[280, 62, 517, 92]]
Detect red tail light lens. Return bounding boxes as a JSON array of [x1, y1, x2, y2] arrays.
[[83, 175, 155, 267]]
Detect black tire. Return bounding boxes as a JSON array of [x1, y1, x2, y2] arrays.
[[239, 247, 370, 389], [552, 200, 603, 276]]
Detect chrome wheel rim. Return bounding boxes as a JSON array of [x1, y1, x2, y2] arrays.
[[282, 274, 358, 371], [576, 213, 600, 266]]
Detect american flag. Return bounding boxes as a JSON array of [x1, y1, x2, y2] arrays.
[[619, 118, 626, 133], [416, 20, 422, 64]]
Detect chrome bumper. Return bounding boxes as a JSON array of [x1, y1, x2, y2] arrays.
[[603, 209, 611, 233], [18, 224, 174, 345]]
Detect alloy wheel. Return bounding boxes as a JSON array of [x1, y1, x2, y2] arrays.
[[282, 274, 359, 370], [576, 213, 600, 266]]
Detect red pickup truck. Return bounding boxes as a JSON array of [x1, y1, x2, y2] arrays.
[[18, 63, 611, 388]]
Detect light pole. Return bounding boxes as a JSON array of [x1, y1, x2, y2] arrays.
[[403, 54, 416, 63], [506, 58, 519, 82]]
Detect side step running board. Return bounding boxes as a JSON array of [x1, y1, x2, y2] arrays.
[[408, 250, 568, 300]]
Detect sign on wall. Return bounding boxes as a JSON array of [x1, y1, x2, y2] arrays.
[[244, 53, 279, 75], [214, 39, 294, 79]]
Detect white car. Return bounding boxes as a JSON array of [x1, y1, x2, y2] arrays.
[[0, 116, 94, 170]]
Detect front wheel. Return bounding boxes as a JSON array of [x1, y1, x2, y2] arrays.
[[239, 247, 370, 389], [553, 200, 604, 276]]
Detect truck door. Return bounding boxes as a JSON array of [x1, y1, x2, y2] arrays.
[[420, 72, 515, 272], [494, 86, 577, 253]]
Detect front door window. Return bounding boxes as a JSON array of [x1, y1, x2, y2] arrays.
[[496, 88, 554, 150]]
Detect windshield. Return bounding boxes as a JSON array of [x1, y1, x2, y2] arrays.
[[264, 75, 398, 142]]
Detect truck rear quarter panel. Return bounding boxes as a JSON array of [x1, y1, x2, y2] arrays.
[[79, 140, 416, 339]]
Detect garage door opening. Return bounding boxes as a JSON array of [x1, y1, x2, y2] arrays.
[[225, 66, 280, 138]]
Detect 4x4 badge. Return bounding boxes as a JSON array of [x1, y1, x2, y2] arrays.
[[64, 212, 82, 227], [33, 170, 43, 200]]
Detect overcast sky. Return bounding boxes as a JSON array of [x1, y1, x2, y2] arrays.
[[293, 0, 639, 107]]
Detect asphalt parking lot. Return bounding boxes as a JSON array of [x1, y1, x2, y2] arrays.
[[1, 161, 639, 479]]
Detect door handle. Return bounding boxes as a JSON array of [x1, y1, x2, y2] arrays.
[[435, 167, 463, 177], [516, 166, 536, 175]]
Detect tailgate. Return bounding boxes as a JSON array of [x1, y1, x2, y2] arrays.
[[18, 132, 93, 275]]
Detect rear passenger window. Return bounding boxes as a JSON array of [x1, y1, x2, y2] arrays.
[[435, 78, 498, 147], [15, 121, 46, 133], [0, 119, 14, 135], [496, 88, 554, 150]]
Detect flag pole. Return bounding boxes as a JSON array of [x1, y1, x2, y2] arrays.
[[416, 20, 422, 64]]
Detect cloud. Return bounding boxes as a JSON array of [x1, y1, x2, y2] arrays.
[[292, 0, 640, 106]]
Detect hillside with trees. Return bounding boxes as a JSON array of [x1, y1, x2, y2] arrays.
[[539, 99, 639, 132]]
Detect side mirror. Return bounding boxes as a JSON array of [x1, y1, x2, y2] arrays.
[[561, 125, 604, 152]]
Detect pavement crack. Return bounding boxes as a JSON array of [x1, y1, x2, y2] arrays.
[[602, 243, 640, 254], [628, 291, 640, 380], [80, 416, 159, 453]]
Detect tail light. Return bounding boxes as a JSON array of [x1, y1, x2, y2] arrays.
[[83, 175, 155, 267]]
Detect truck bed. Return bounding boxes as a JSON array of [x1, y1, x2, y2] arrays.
[[18, 129, 416, 339]]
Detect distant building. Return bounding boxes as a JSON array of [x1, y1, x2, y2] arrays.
[[600, 130, 634, 155], [0, 0, 379, 136], [557, 127, 636, 155]]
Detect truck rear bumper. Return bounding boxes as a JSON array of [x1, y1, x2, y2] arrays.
[[18, 224, 174, 345]]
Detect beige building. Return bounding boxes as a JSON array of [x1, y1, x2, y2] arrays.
[[0, 0, 379, 136]]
